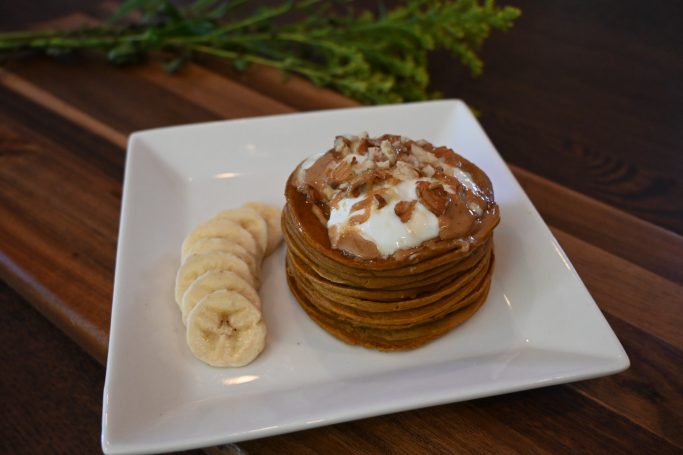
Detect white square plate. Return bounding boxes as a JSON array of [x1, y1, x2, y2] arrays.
[[102, 100, 629, 454]]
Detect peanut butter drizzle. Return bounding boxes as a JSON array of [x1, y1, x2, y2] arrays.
[[336, 230, 381, 259], [303, 150, 338, 197], [440, 198, 475, 240]]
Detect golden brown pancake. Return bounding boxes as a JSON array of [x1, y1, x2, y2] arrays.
[[282, 133, 499, 350]]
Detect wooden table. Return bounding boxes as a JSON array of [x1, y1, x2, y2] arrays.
[[2, 1, 681, 453]]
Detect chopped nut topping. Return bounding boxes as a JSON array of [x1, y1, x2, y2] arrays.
[[393, 161, 419, 180], [398, 152, 419, 167], [334, 136, 351, 153], [329, 159, 355, 187], [392, 140, 410, 156], [368, 146, 380, 161], [374, 193, 387, 209], [411, 143, 439, 166], [434, 146, 459, 166], [351, 197, 371, 212], [394, 200, 417, 223], [373, 168, 392, 181], [416, 181, 450, 216], [380, 140, 396, 163], [295, 133, 493, 259], [348, 169, 376, 197], [359, 159, 376, 172]]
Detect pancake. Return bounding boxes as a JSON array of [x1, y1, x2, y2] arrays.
[[286, 260, 492, 351], [282, 133, 499, 350]]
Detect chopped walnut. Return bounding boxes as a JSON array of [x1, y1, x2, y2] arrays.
[[359, 159, 376, 172], [380, 140, 396, 163], [416, 181, 450, 216], [334, 136, 351, 153], [393, 161, 419, 180], [394, 200, 417, 223], [391, 139, 410, 156], [411, 143, 439, 166], [329, 159, 355, 187], [373, 168, 392, 181], [422, 164, 435, 177], [374, 193, 387, 209], [434, 146, 459, 166], [348, 169, 376, 197], [368, 146, 380, 161], [398, 152, 419, 167]]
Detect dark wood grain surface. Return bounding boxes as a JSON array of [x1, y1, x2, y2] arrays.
[[1, 1, 681, 454]]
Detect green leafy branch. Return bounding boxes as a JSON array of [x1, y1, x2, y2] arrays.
[[0, 0, 520, 104]]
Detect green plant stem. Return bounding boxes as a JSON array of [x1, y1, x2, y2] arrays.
[[0, 0, 521, 104], [189, 43, 325, 80], [0, 31, 143, 50]]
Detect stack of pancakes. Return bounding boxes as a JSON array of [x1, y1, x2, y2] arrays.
[[283, 134, 499, 351]]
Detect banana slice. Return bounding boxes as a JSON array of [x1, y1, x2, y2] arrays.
[[213, 208, 268, 257], [186, 290, 266, 367], [181, 219, 263, 263], [184, 237, 259, 279], [243, 202, 283, 256], [181, 270, 261, 325], [175, 251, 256, 306]]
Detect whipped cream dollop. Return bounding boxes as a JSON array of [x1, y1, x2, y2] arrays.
[[294, 133, 494, 259], [328, 179, 440, 256]]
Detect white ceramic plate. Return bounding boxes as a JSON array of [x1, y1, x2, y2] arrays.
[[102, 100, 629, 454]]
